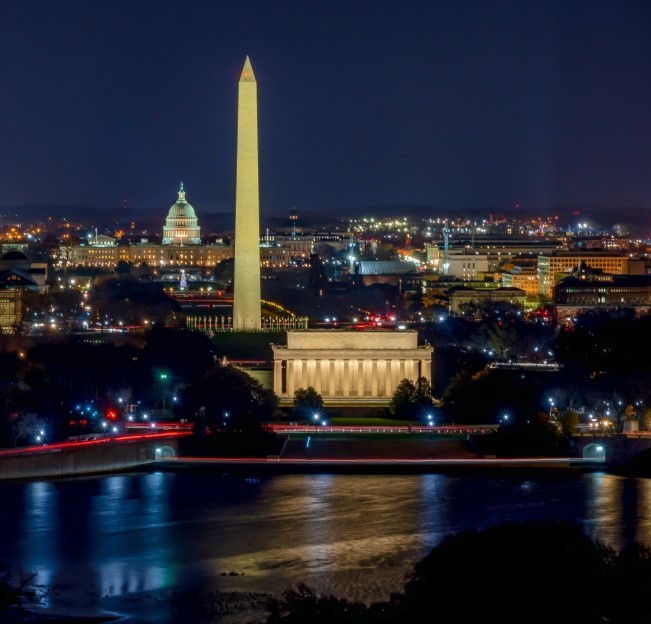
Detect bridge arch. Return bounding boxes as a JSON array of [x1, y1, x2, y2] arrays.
[[581, 442, 606, 461], [155, 445, 176, 458]]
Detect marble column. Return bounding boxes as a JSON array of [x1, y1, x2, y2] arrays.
[[371, 360, 378, 396], [301, 359, 308, 389], [315, 360, 322, 393], [287, 360, 295, 397], [328, 360, 335, 397], [351, 360, 359, 396], [274, 360, 282, 395]]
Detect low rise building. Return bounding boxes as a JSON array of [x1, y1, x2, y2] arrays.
[[0, 250, 48, 333], [501, 266, 539, 297], [448, 286, 527, 316], [537, 252, 644, 298], [554, 267, 651, 322]]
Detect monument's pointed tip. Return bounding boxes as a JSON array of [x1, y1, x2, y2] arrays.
[[240, 56, 255, 82]]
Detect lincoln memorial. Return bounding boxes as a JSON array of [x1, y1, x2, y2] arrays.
[[271, 330, 433, 408]]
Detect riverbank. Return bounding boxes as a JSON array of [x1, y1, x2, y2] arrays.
[[2, 586, 273, 624], [156, 455, 606, 476], [169, 434, 606, 472], [0, 434, 609, 482]]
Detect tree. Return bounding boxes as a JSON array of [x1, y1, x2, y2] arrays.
[[179, 363, 281, 457], [0, 566, 44, 611], [559, 408, 580, 437], [140, 327, 216, 388], [6, 412, 47, 448], [476, 319, 519, 361], [396, 520, 622, 624], [293, 387, 324, 421], [265, 520, 651, 624], [389, 377, 435, 421], [88, 276, 180, 326], [476, 411, 570, 457], [213, 258, 234, 290], [115, 260, 132, 275], [306, 254, 327, 298], [180, 363, 279, 432], [266, 583, 369, 624]]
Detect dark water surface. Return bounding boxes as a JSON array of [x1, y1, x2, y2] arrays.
[[1, 469, 650, 622]]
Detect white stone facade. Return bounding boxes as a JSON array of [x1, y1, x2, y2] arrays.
[[233, 56, 262, 330], [272, 330, 433, 406]]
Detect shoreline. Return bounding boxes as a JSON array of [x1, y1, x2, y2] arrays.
[[1, 586, 274, 624], [0, 454, 611, 484], [153, 456, 608, 476]]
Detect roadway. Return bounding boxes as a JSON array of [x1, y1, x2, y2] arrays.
[[0, 427, 606, 476], [123, 422, 499, 435], [0, 430, 191, 458], [157, 455, 602, 471]]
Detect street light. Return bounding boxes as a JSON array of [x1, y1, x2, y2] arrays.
[[159, 372, 169, 413], [313, 412, 320, 432]]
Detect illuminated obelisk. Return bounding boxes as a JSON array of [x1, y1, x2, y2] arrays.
[[233, 56, 262, 330]]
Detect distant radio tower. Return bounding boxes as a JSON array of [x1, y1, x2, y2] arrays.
[[123, 198, 128, 211]]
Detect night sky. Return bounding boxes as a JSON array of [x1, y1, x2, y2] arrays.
[[1, 0, 650, 221]]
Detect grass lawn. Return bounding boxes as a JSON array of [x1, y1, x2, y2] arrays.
[[268, 416, 468, 439], [292, 417, 418, 426], [283, 432, 466, 440]]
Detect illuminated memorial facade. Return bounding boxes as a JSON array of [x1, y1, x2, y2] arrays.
[[272, 330, 433, 407]]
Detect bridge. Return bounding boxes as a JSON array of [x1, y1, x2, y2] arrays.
[[573, 432, 651, 469], [4, 429, 651, 480], [0, 432, 188, 481], [487, 361, 561, 372]]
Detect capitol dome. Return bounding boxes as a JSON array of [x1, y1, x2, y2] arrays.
[[162, 183, 201, 245]]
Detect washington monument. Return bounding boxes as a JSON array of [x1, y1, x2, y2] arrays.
[[233, 56, 262, 330]]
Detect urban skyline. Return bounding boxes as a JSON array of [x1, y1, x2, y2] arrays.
[[1, 1, 650, 220]]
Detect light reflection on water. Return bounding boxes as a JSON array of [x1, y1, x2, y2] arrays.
[[2, 470, 651, 621], [22, 481, 57, 591], [90, 472, 175, 595], [583, 473, 651, 551]]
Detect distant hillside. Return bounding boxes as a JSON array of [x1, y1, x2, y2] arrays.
[[327, 203, 651, 224], [2, 203, 650, 237], [324, 204, 651, 236], [0, 205, 99, 221]]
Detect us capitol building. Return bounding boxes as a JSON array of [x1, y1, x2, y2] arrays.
[[63, 184, 233, 269], [61, 184, 346, 271]]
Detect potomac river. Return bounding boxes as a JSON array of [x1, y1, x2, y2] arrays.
[[1, 467, 651, 623]]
